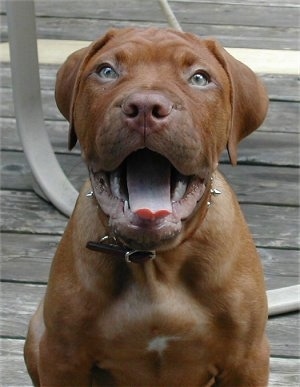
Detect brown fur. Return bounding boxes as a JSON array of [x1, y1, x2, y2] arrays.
[[24, 28, 269, 386]]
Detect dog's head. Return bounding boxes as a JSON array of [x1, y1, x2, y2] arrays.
[[56, 28, 268, 250]]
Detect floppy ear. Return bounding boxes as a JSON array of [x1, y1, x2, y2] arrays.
[[55, 47, 88, 149], [55, 30, 118, 150], [209, 41, 269, 165]]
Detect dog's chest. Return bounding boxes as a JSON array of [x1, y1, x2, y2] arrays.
[[95, 282, 214, 384]]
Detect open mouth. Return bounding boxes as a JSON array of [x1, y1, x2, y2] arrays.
[[89, 149, 207, 250]]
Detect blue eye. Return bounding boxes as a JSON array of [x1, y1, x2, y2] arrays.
[[97, 65, 118, 80], [190, 71, 210, 87]]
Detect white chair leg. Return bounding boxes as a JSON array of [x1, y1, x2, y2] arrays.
[[267, 285, 300, 316], [6, 0, 78, 217]]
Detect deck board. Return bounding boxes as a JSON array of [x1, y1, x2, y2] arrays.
[[1, 232, 299, 289], [1, 150, 299, 203], [1, 0, 299, 385], [1, 340, 297, 387], [1, 87, 299, 134], [1, 189, 299, 249], [0, 0, 299, 49], [1, 65, 300, 100]]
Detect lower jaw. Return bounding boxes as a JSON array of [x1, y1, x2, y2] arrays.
[[109, 215, 183, 251], [92, 194, 211, 252]]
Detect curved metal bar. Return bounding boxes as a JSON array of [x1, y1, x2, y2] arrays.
[[6, 0, 78, 217], [267, 285, 300, 316], [158, 0, 182, 31]]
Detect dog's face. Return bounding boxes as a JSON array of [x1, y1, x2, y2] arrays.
[[56, 28, 268, 250]]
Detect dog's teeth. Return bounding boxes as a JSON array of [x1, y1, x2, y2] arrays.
[[110, 171, 122, 198], [172, 177, 188, 202], [124, 200, 129, 212]]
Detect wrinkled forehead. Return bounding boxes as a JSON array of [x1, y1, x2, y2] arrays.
[[88, 28, 221, 69]]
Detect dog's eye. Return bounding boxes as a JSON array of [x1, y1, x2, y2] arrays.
[[190, 71, 210, 87], [97, 65, 118, 80]]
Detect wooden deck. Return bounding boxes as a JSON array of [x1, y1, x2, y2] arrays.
[[0, 0, 299, 385]]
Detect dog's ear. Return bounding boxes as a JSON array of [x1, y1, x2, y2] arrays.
[[208, 41, 269, 165], [55, 30, 118, 150], [55, 47, 88, 149]]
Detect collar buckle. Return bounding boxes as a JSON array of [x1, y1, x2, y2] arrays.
[[125, 250, 156, 263]]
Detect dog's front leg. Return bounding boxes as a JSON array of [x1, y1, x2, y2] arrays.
[[38, 333, 93, 387], [217, 337, 269, 387]]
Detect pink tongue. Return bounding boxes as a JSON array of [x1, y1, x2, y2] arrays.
[[127, 150, 172, 220]]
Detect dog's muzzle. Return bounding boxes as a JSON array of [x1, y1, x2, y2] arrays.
[[89, 149, 209, 250]]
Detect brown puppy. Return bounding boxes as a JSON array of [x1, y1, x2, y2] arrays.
[[24, 28, 269, 386]]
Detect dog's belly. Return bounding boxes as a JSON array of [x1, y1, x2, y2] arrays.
[[93, 284, 218, 386]]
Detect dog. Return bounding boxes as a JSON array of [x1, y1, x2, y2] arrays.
[[24, 28, 270, 386]]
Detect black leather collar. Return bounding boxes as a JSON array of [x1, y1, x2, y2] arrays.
[[86, 236, 156, 264]]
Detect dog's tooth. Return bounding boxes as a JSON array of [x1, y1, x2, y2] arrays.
[[124, 200, 129, 212], [172, 176, 188, 202], [110, 171, 121, 198]]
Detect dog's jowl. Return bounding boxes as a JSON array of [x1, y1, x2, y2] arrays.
[[24, 28, 269, 386]]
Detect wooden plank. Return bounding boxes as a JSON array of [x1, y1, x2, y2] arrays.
[[258, 248, 300, 291], [264, 101, 299, 133], [1, 88, 299, 132], [0, 190, 68, 235], [17, 0, 300, 29], [1, 282, 299, 357], [1, 122, 299, 169], [220, 164, 299, 206], [1, 233, 58, 283], [1, 150, 299, 205], [0, 339, 32, 386], [269, 357, 300, 386], [226, 47, 299, 75], [1, 64, 299, 101], [0, 117, 72, 153], [1, 283, 45, 338], [1, 119, 299, 167], [0, 16, 295, 50], [1, 2, 299, 49], [1, 338, 299, 386], [2, 38, 299, 75], [1, 91, 299, 136], [1, 88, 58, 120], [241, 203, 299, 249], [2, 232, 299, 289], [1, 0, 299, 16], [138, 2, 299, 29], [1, 190, 299, 248], [1, 84, 299, 132], [32, 19, 300, 51], [224, 131, 300, 167], [170, 0, 299, 6], [263, 74, 300, 102], [267, 313, 300, 358], [1, 150, 85, 191]]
